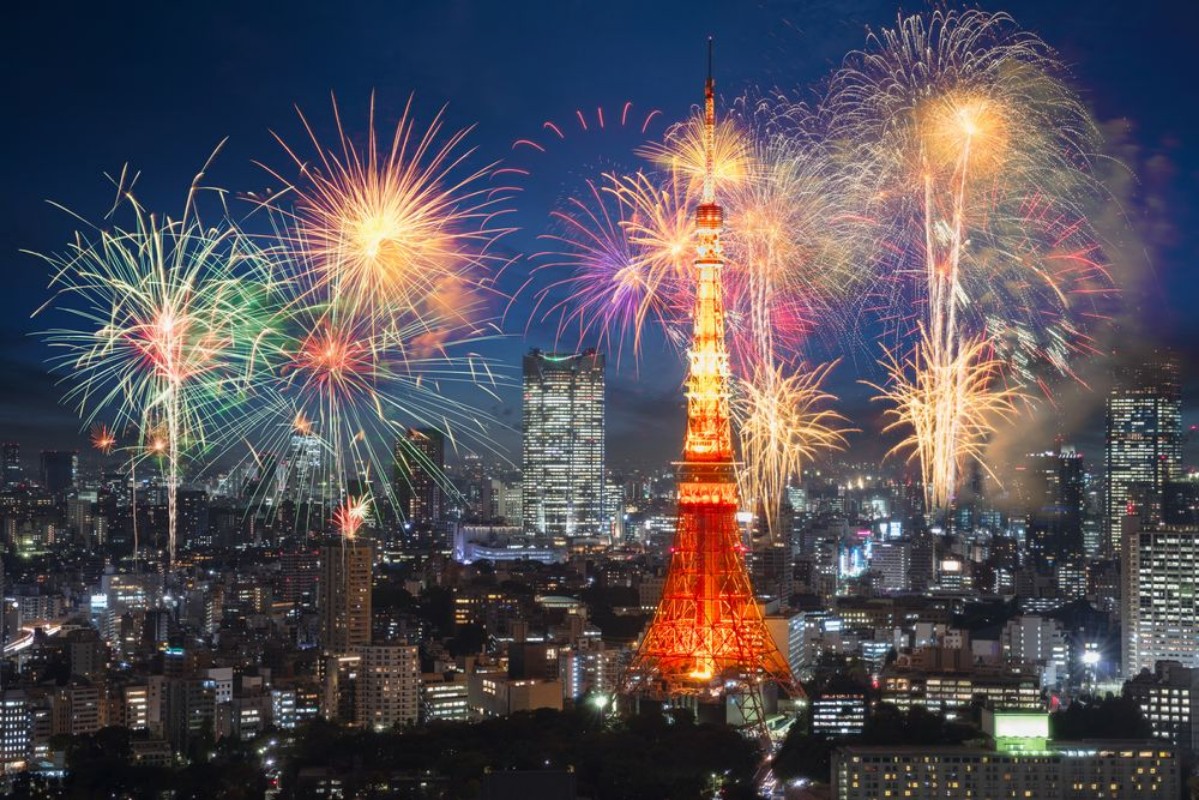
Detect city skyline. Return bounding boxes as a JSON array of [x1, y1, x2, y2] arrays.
[[1, 1, 1197, 477]]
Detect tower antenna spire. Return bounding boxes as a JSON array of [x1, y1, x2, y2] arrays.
[[703, 37, 716, 204]]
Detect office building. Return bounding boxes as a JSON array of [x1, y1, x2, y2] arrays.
[[422, 673, 470, 723], [39, 450, 77, 494], [870, 540, 911, 593], [1021, 443, 1084, 565], [833, 711, 1179, 800], [2, 443, 21, 488], [393, 428, 445, 528], [1105, 352, 1182, 555], [1122, 525, 1199, 678], [357, 644, 421, 731], [1124, 660, 1199, 756], [811, 691, 868, 737], [0, 690, 28, 773], [521, 349, 605, 541], [319, 541, 373, 654]]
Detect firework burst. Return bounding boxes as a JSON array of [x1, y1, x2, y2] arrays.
[[827, 9, 1113, 508], [870, 332, 1022, 509], [531, 171, 694, 363], [243, 97, 515, 526], [260, 94, 514, 332], [32, 168, 273, 561]]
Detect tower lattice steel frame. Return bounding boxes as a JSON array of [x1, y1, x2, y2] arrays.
[[622, 44, 798, 726]]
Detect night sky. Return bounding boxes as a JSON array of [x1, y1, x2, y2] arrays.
[[3, 0, 1197, 471]]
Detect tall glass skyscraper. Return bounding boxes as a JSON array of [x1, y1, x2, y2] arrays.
[[1105, 351, 1182, 555], [521, 349, 605, 542], [393, 428, 445, 528]]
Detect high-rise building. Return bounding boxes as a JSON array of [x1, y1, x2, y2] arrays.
[[1105, 352, 1182, 554], [1124, 660, 1199, 757], [281, 434, 327, 504], [319, 541, 373, 654], [393, 428, 445, 528], [357, 644, 421, 731], [39, 451, 77, 494], [1, 443, 21, 488], [1123, 525, 1199, 678], [1021, 442, 1085, 565], [521, 349, 605, 541], [0, 690, 28, 773]]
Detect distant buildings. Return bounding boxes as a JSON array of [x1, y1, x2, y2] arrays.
[[834, 711, 1179, 800], [394, 428, 445, 529], [39, 451, 77, 495], [521, 349, 605, 542], [1021, 442, 1084, 566], [1122, 525, 1199, 678], [2, 444, 21, 488], [1105, 352, 1181, 555], [319, 541, 373, 654]]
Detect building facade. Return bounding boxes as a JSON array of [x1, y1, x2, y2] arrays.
[[1105, 353, 1182, 555], [1123, 526, 1199, 678], [521, 349, 605, 542], [393, 428, 445, 528], [319, 541, 373, 654], [357, 644, 420, 731]]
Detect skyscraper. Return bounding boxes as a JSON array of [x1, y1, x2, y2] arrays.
[[39, 451, 77, 495], [1021, 441, 1084, 566], [1, 443, 21, 488], [393, 428, 445, 528], [319, 541, 373, 654], [1123, 525, 1199, 678], [521, 348, 605, 541], [1105, 352, 1182, 555], [281, 434, 327, 505]]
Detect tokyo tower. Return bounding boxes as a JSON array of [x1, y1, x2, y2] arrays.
[[622, 42, 797, 721]]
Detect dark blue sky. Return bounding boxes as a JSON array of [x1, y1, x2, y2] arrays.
[[3, 0, 1197, 470]]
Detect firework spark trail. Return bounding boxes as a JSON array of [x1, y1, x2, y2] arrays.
[[529, 175, 689, 365], [870, 332, 1021, 508], [32, 166, 273, 562], [732, 361, 849, 535], [827, 9, 1113, 509]]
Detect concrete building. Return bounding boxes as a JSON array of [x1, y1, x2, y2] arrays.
[[1001, 615, 1069, 689], [319, 541, 373, 654], [1122, 525, 1199, 678], [833, 711, 1179, 800], [422, 672, 470, 723], [357, 644, 421, 731], [811, 692, 868, 737], [1124, 660, 1199, 757]]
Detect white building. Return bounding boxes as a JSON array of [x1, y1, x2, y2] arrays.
[[1123, 525, 1199, 678], [1002, 615, 1069, 688]]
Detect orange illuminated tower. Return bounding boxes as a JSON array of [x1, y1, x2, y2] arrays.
[[623, 42, 796, 722]]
